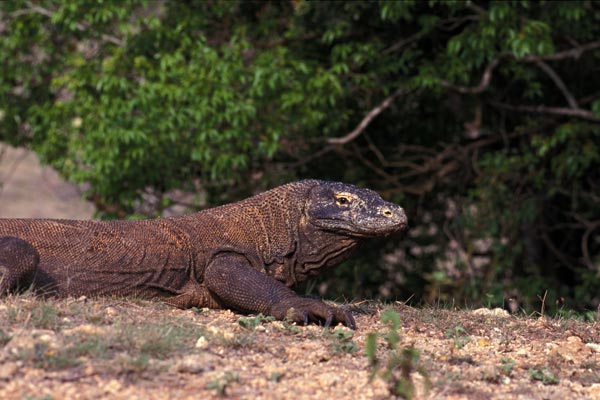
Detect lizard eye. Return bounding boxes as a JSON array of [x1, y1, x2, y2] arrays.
[[336, 196, 350, 206]]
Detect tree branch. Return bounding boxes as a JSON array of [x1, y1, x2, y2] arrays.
[[529, 41, 600, 61], [441, 41, 600, 96], [327, 87, 405, 145], [382, 32, 424, 54], [440, 57, 501, 94], [530, 57, 579, 109], [488, 101, 600, 123]]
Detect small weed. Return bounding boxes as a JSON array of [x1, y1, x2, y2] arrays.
[[529, 368, 559, 385], [0, 329, 11, 346], [268, 371, 284, 382], [31, 342, 80, 370], [328, 328, 358, 354], [366, 307, 430, 399], [555, 309, 598, 322], [238, 314, 275, 331], [116, 353, 151, 373], [444, 325, 471, 349], [499, 357, 516, 376], [6, 301, 62, 330], [207, 372, 239, 396], [281, 320, 301, 335], [67, 334, 109, 360], [116, 320, 197, 359], [218, 333, 255, 349]]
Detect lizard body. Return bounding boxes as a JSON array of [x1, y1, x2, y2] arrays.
[[0, 180, 407, 328]]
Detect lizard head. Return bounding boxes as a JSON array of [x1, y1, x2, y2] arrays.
[[305, 181, 408, 237]]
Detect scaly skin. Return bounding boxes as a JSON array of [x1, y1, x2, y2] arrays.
[[0, 180, 407, 329]]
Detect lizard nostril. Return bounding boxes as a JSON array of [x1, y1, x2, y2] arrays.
[[382, 208, 393, 217]]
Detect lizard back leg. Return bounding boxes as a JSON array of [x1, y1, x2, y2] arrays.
[[0, 236, 40, 295]]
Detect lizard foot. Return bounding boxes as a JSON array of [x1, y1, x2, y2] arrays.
[[272, 298, 356, 329]]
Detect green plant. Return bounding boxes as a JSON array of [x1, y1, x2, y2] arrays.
[[500, 357, 516, 377], [529, 368, 559, 385], [366, 308, 429, 399], [207, 372, 240, 396], [0, 329, 11, 346], [237, 314, 275, 331], [327, 328, 358, 354], [444, 325, 471, 349]]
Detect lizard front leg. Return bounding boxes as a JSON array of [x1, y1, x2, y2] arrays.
[[0, 236, 39, 294], [204, 253, 356, 329]]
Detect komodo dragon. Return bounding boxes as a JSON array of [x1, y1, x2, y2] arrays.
[[0, 180, 407, 328]]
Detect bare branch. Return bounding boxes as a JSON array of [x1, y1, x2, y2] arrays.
[[12, 2, 124, 46], [440, 57, 501, 94], [489, 101, 600, 123], [441, 41, 600, 96], [530, 41, 600, 61], [382, 32, 424, 55], [530, 57, 579, 108], [327, 87, 405, 145]]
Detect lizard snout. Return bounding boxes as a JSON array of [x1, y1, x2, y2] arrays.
[[378, 204, 408, 230]]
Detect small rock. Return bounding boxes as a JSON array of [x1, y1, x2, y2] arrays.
[[195, 336, 208, 349], [472, 308, 510, 317], [104, 307, 118, 319], [0, 362, 18, 380], [585, 343, 600, 353], [175, 353, 215, 374]]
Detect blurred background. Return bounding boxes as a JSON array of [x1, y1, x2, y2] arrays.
[[1, 1, 599, 316]]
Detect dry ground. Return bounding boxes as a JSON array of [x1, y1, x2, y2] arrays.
[[0, 295, 598, 400], [1, 145, 599, 399]]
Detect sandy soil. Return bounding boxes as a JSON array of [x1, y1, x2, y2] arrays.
[[0, 296, 598, 400]]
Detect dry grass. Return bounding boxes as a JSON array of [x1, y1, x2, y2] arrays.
[[0, 294, 599, 399]]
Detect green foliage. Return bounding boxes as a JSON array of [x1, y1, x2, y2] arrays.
[[327, 328, 358, 354], [366, 308, 430, 399], [207, 372, 240, 397], [529, 368, 559, 385], [444, 325, 471, 349], [1, 1, 599, 312]]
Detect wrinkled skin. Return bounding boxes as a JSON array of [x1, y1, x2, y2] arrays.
[[0, 180, 407, 329]]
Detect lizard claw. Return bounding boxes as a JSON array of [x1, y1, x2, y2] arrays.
[[272, 297, 357, 329]]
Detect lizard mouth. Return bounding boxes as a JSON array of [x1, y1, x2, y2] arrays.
[[312, 217, 408, 237]]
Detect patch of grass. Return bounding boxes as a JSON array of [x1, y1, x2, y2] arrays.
[[327, 328, 358, 354], [5, 300, 63, 330], [555, 309, 598, 322], [529, 368, 559, 385], [29, 341, 80, 370], [120, 353, 151, 373], [238, 314, 275, 331], [0, 328, 11, 346], [500, 357, 516, 376], [14, 333, 110, 371], [207, 371, 239, 396], [217, 332, 256, 350], [116, 321, 197, 360], [66, 301, 108, 325]]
